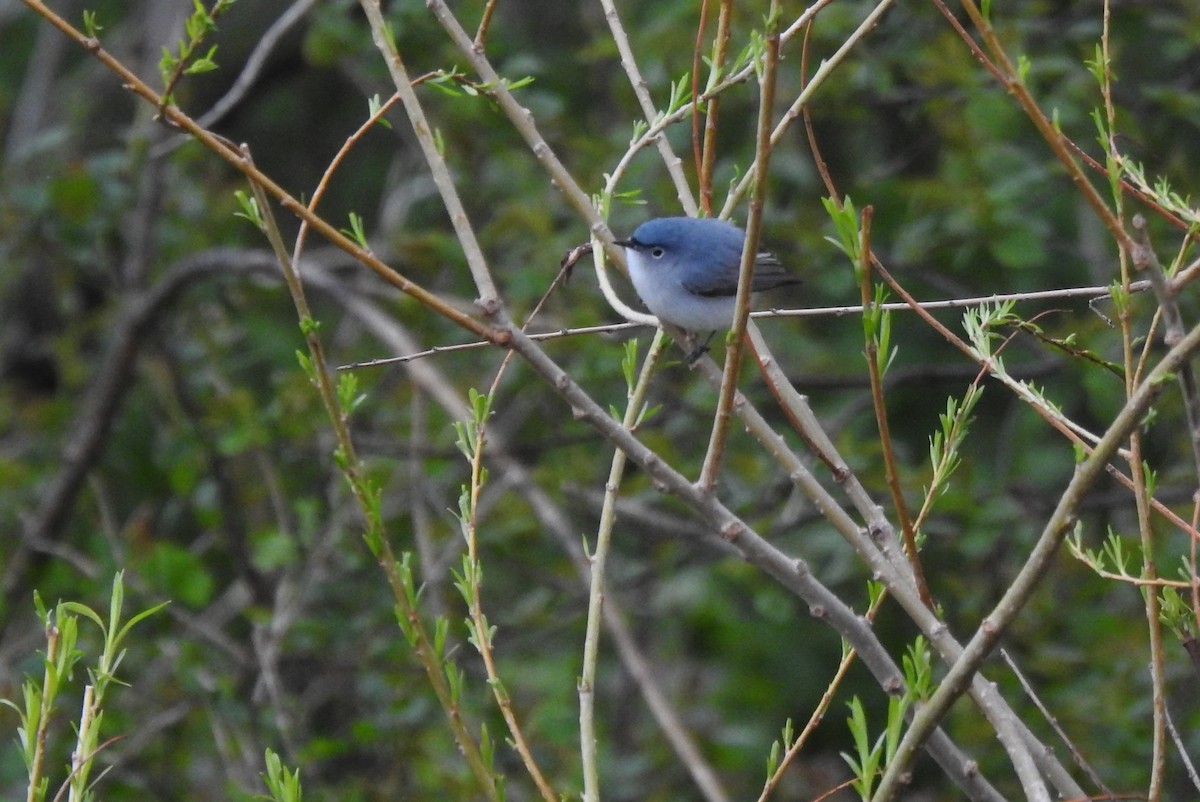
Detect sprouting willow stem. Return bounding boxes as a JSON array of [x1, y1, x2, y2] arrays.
[[856, 207, 929, 606], [1127, 226, 1170, 802], [1192, 503, 1200, 648], [698, 2, 780, 492], [1098, 0, 1168, 786], [159, 0, 233, 109], [697, 0, 733, 216], [690, 0, 710, 200], [580, 331, 669, 802], [911, 383, 980, 534], [870, 319, 1200, 801], [756, 591, 889, 802], [67, 685, 96, 802], [954, 0, 1134, 255], [509, 324, 1011, 802], [355, 2, 556, 796], [243, 168, 505, 802], [598, 0, 698, 216], [460, 388, 558, 802], [240, 151, 363, 518], [27, 624, 59, 802]]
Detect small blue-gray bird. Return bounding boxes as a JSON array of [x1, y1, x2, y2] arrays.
[[615, 216, 801, 333]]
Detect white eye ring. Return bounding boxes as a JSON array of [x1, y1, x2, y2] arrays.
[[650, 247, 665, 258]]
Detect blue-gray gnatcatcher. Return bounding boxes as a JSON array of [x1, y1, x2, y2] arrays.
[[615, 216, 801, 332]]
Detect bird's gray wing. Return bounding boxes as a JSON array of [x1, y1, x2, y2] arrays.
[[750, 251, 802, 291], [683, 250, 797, 297]]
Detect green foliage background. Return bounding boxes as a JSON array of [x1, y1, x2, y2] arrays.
[[2, 0, 1200, 800]]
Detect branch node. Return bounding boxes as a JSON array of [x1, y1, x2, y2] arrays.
[[475, 295, 503, 316]]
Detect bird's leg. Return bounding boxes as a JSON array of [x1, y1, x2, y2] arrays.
[[683, 331, 716, 365]]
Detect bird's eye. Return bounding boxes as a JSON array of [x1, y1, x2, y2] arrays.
[[650, 247, 666, 258]]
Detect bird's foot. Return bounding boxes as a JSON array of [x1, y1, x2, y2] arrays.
[[683, 331, 716, 365]]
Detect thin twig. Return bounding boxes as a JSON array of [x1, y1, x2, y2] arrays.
[[871, 319, 1200, 801], [473, 0, 499, 48], [510, 325, 1011, 802], [1172, 255, 1200, 292], [580, 330, 670, 802], [323, 284, 732, 802], [856, 207, 929, 606], [293, 92, 401, 267], [18, 0, 498, 343], [697, 0, 733, 216], [337, 281, 1151, 369], [1131, 214, 1200, 479], [359, 3, 500, 307], [598, 0, 697, 215], [699, 3, 781, 492], [720, 0, 897, 219], [1166, 704, 1200, 794], [1000, 648, 1114, 798], [690, 0, 710, 203]]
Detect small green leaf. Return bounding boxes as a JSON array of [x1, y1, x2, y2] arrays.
[[82, 9, 103, 37], [233, 189, 264, 228], [184, 45, 220, 74], [1159, 587, 1193, 641], [822, 196, 862, 264], [367, 94, 393, 129], [299, 316, 321, 336], [1016, 53, 1031, 84], [342, 212, 369, 248], [766, 738, 780, 776]]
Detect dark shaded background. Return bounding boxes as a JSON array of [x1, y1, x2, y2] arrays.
[[3, 0, 1200, 799]]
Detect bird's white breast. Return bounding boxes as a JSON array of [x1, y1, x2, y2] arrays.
[[626, 250, 736, 332]]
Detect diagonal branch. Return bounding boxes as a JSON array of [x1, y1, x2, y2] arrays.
[[1130, 214, 1200, 480], [699, 2, 781, 491], [18, 0, 497, 343], [504, 324, 1010, 801], [872, 317, 1200, 801]]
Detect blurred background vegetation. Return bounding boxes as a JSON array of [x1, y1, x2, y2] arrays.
[[2, 0, 1200, 799]]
